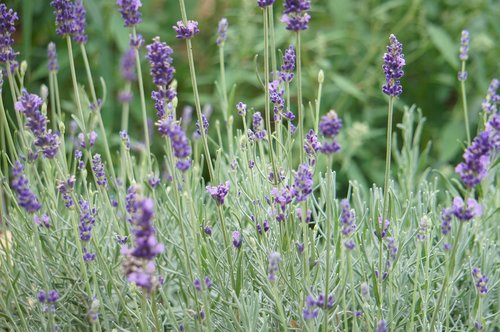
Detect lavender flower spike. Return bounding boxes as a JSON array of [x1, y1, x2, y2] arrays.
[[117, 0, 142, 27], [257, 0, 276, 8], [47, 42, 59, 72], [292, 163, 313, 202], [206, 181, 230, 205], [11, 161, 42, 213], [92, 154, 108, 187], [216, 18, 228, 46], [282, 0, 311, 31], [0, 4, 19, 64], [382, 34, 405, 97], [268, 252, 281, 281], [146, 37, 175, 87], [73, 0, 87, 44], [481, 78, 499, 113], [459, 30, 470, 61], [173, 20, 200, 40], [51, 0, 76, 37]]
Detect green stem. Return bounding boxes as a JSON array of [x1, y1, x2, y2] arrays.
[[66, 36, 86, 134], [296, 32, 304, 164], [178, 0, 215, 181], [132, 27, 152, 175], [219, 46, 228, 122], [263, 7, 278, 183], [0, 95, 17, 161], [429, 222, 464, 331], [315, 71, 324, 134], [268, 5, 278, 78], [323, 169, 333, 332], [459, 61, 470, 145], [410, 243, 422, 330]]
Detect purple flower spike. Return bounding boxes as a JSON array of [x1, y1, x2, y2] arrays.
[[117, 0, 142, 27], [73, 0, 87, 44], [47, 42, 59, 72], [257, 0, 275, 8], [292, 163, 313, 202], [120, 48, 136, 81], [268, 252, 281, 281], [282, 0, 311, 31], [459, 30, 470, 61], [455, 130, 494, 187], [232, 231, 242, 249], [216, 18, 228, 46], [51, 0, 76, 37], [11, 161, 42, 213], [481, 78, 499, 113], [279, 45, 295, 82], [91, 154, 108, 187], [173, 20, 200, 40], [382, 34, 405, 97], [472, 267, 489, 295], [146, 37, 175, 87], [207, 181, 230, 205], [0, 4, 18, 64], [451, 196, 482, 222], [377, 320, 388, 332]]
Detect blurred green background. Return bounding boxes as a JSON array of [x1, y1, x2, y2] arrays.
[[5, 0, 500, 188]]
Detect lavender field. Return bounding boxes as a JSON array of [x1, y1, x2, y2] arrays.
[[0, 0, 498, 331]]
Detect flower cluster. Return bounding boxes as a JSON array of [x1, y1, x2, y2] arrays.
[[15, 90, 60, 159], [377, 320, 388, 332], [173, 20, 200, 39], [481, 78, 499, 113], [267, 252, 281, 281], [216, 18, 228, 46], [146, 37, 175, 87], [91, 154, 108, 187], [416, 216, 429, 241], [38, 290, 59, 313], [194, 276, 213, 291], [279, 45, 295, 82], [0, 4, 18, 64], [271, 186, 293, 222], [282, 0, 311, 31], [382, 34, 405, 97], [257, 0, 275, 8], [11, 161, 42, 213], [319, 110, 342, 154], [122, 197, 164, 293], [303, 292, 334, 320], [340, 199, 356, 250], [441, 196, 481, 239], [232, 231, 242, 249], [249, 112, 267, 141], [304, 129, 321, 165], [472, 267, 489, 295], [34, 214, 50, 228], [296, 207, 312, 223], [57, 175, 76, 208], [206, 181, 230, 205], [386, 237, 398, 268], [73, 0, 87, 44], [157, 118, 192, 172], [116, 0, 142, 27], [458, 30, 470, 81], [79, 199, 96, 262], [120, 47, 136, 82], [236, 102, 247, 116], [51, 0, 87, 44], [47, 42, 59, 72], [292, 163, 313, 202]]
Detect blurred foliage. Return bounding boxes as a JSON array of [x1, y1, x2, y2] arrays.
[[6, 0, 500, 189]]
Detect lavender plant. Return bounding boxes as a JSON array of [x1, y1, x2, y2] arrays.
[[0, 2, 498, 332]]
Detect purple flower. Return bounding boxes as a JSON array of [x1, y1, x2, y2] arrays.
[[417, 216, 429, 241], [451, 196, 481, 222], [271, 186, 293, 221], [120, 130, 131, 150], [122, 197, 164, 293], [37, 291, 47, 303], [282, 0, 311, 31], [296, 207, 312, 223], [236, 102, 247, 116], [304, 129, 321, 160], [216, 18, 228, 46], [195, 114, 209, 136], [11, 161, 41, 213], [382, 34, 405, 97], [340, 199, 356, 237], [73, 0, 87, 44], [146, 37, 175, 87], [47, 42, 59, 72], [279, 45, 295, 82], [120, 47, 136, 81], [459, 30, 470, 61], [319, 110, 342, 138], [481, 78, 499, 114], [375, 217, 390, 239], [377, 320, 388, 332], [455, 131, 493, 187], [296, 242, 304, 253], [232, 231, 242, 249], [157, 118, 192, 172], [34, 214, 50, 228], [79, 199, 96, 242], [91, 154, 108, 187], [268, 252, 281, 281], [194, 278, 202, 291], [269, 80, 287, 122], [203, 225, 212, 236], [472, 267, 488, 295], [51, 0, 76, 37], [129, 33, 144, 48], [173, 20, 200, 39], [83, 246, 96, 262], [206, 181, 230, 205], [57, 175, 76, 208], [117, 0, 142, 27], [0, 4, 18, 64], [386, 237, 398, 268], [15, 90, 45, 137], [292, 163, 313, 202], [257, 0, 275, 8], [252, 112, 267, 140], [204, 276, 213, 289]]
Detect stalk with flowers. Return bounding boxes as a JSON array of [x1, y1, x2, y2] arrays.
[[0, 1, 498, 331]]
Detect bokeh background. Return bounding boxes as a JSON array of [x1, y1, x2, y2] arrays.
[[4, 0, 500, 191]]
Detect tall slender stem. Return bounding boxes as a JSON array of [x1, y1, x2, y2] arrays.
[[296, 32, 304, 164], [263, 7, 278, 183], [132, 27, 152, 175], [460, 61, 470, 145], [66, 37, 86, 134], [323, 169, 333, 331], [382, 96, 394, 222], [219, 46, 228, 122]]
